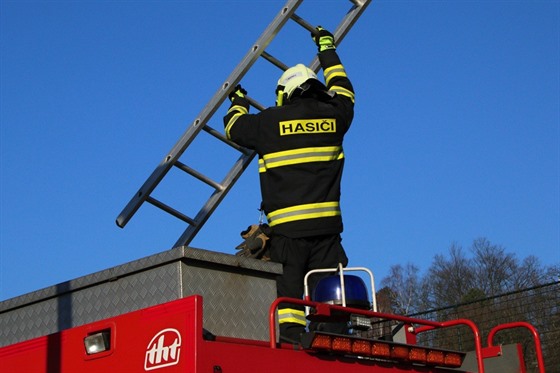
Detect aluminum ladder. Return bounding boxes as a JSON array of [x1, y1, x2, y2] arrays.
[[116, 0, 372, 248]]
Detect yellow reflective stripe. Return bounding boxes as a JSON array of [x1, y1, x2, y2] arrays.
[[227, 104, 248, 116], [224, 105, 248, 139], [267, 201, 341, 226], [225, 113, 242, 139], [259, 146, 343, 173], [278, 308, 307, 326], [324, 64, 347, 86], [330, 85, 355, 103]]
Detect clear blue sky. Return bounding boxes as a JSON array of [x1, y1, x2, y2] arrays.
[[1, 1, 559, 301]]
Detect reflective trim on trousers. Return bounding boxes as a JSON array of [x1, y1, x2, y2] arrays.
[[278, 308, 307, 326]]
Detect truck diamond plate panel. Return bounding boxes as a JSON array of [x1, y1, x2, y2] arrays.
[[0, 247, 282, 347]]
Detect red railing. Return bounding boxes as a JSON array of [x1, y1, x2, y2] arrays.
[[487, 321, 546, 373], [268, 297, 485, 372], [269, 298, 547, 372]]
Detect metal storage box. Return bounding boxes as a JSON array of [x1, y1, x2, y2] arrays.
[[0, 247, 282, 347]]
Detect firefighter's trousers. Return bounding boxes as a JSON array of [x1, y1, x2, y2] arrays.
[[269, 234, 349, 342]]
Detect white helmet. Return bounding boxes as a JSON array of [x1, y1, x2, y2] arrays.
[[276, 64, 326, 105]]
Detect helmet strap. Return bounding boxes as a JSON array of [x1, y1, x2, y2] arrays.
[[276, 89, 284, 106]]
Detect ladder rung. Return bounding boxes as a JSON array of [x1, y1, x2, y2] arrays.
[[146, 196, 197, 226], [245, 95, 267, 112], [291, 12, 316, 34], [261, 51, 290, 72], [172, 150, 257, 248], [173, 160, 223, 191], [202, 125, 252, 155]]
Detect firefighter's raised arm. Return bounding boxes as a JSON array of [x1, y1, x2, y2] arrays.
[[224, 84, 250, 141], [313, 26, 355, 105]]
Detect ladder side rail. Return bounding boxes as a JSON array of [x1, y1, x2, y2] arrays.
[[116, 0, 305, 229]]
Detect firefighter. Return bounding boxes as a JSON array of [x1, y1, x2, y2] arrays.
[[223, 26, 355, 343]]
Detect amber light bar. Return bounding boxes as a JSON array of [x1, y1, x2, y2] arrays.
[[300, 332, 464, 368]]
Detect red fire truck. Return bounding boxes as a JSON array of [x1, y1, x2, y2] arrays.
[[0, 251, 546, 372]]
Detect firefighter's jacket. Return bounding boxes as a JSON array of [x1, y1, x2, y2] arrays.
[[224, 49, 354, 238]]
